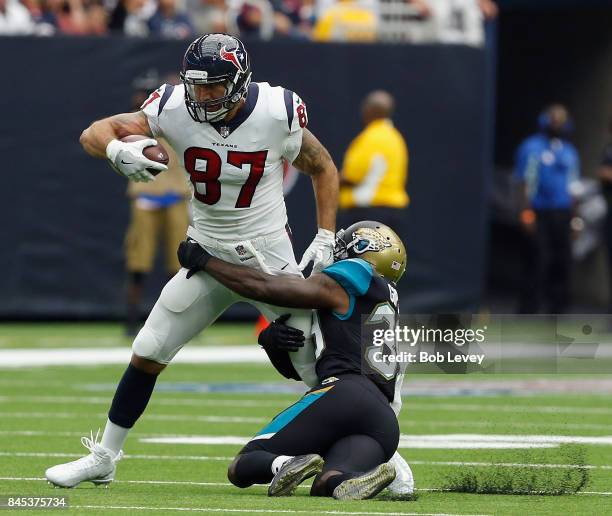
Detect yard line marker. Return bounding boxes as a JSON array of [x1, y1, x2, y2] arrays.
[[0, 430, 244, 439], [406, 403, 612, 416], [0, 395, 288, 408], [408, 460, 612, 470], [2, 477, 611, 499], [418, 488, 612, 496], [399, 420, 612, 431], [140, 433, 612, 449], [3, 451, 612, 470], [0, 347, 268, 368], [0, 452, 232, 461], [0, 411, 265, 424], [69, 505, 488, 516], [6, 394, 612, 415]]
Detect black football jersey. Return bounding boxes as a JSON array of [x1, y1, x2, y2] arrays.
[[313, 258, 402, 404]]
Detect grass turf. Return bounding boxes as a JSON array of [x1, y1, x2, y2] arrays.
[[0, 323, 611, 515]]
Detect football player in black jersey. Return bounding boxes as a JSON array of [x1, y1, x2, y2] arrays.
[[177, 221, 407, 500]]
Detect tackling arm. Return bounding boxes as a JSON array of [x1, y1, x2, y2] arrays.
[[79, 111, 153, 159], [203, 256, 349, 313], [293, 128, 339, 233]]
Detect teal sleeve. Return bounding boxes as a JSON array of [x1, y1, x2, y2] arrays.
[[322, 258, 374, 297]]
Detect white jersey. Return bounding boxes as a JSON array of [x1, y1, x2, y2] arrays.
[[142, 81, 308, 241]]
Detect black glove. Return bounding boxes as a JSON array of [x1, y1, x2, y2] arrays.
[[177, 239, 212, 279], [258, 314, 305, 352]]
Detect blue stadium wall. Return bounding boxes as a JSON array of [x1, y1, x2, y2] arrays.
[[0, 37, 493, 319]]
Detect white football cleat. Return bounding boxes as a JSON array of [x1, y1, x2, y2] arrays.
[[386, 451, 415, 496], [45, 430, 123, 488]]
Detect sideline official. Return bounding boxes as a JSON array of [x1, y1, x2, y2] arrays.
[[514, 104, 580, 314], [339, 90, 409, 230]]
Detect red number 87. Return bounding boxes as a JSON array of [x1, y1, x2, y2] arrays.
[[296, 103, 308, 128]]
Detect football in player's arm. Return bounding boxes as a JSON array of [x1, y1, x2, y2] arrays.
[[79, 108, 339, 273]]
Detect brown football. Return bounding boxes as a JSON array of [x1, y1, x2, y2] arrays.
[[121, 135, 169, 175]]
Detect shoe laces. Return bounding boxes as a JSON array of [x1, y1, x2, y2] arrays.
[[68, 430, 122, 470]]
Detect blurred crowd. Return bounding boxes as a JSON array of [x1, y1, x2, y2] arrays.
[[0, 0, 496, 43]]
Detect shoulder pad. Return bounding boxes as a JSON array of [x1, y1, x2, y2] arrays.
[[141, 83, 183, 117], [322, 258, 374, 296]]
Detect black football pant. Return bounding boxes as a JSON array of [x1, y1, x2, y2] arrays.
[[518, 209, 572, 314], [228, 374, 399, 495]]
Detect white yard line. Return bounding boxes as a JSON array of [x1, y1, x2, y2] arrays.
[[0, 347, 268, 368], [140, 433, 612, 449], [408, 460, 612, 470], [0, 452, 232, 461], [5, 394, 612, 416], [69, 506, 488, 516], [406, 403, 612, 416], [2, 451, 612, 470], [1, 476, 611, 500], [0, 395, 288, 407], [0, 411, 265, 423], [417, 487, 612, 496], [0, 430, 239, 439]]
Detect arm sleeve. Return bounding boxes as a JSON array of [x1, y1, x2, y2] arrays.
[[281, 90, 308, 163], [321, 258, 374, 296], [140, 83, 173, 138]]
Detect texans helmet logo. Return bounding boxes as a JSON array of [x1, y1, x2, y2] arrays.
[[220, 46, 246, 73]]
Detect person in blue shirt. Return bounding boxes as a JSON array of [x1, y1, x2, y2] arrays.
[[514, 104, 580, 313]]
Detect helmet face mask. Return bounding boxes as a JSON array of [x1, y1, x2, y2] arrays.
[[180, 34, 252, 124], [182, 77, 236, 122], [334, 221, 406, 284]]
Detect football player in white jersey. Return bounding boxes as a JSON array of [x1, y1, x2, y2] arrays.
[[45, 33, 339, 488]]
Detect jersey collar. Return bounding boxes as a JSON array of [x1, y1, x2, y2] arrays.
[[210, 83, 259, 138]]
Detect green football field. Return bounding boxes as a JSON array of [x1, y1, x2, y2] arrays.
[[0, 323, 611, 515]]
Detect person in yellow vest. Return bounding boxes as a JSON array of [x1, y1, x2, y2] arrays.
[[125, 75, 191, 335], [312, 0, 377, 42], [339, 90, 409, 230]]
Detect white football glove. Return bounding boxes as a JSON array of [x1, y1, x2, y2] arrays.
[[105, 138, 168, 182], [298, 228, 335, 274]]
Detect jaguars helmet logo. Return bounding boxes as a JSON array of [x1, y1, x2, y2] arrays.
[[334, 221, 406, 283]]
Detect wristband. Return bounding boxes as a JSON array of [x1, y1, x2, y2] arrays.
[[520, 209, 536, 225]]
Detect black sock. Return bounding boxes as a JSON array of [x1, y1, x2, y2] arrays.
[[108, 364, 158, 428], [230, 451, 278, 487], [325, 472, 353, 496]]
